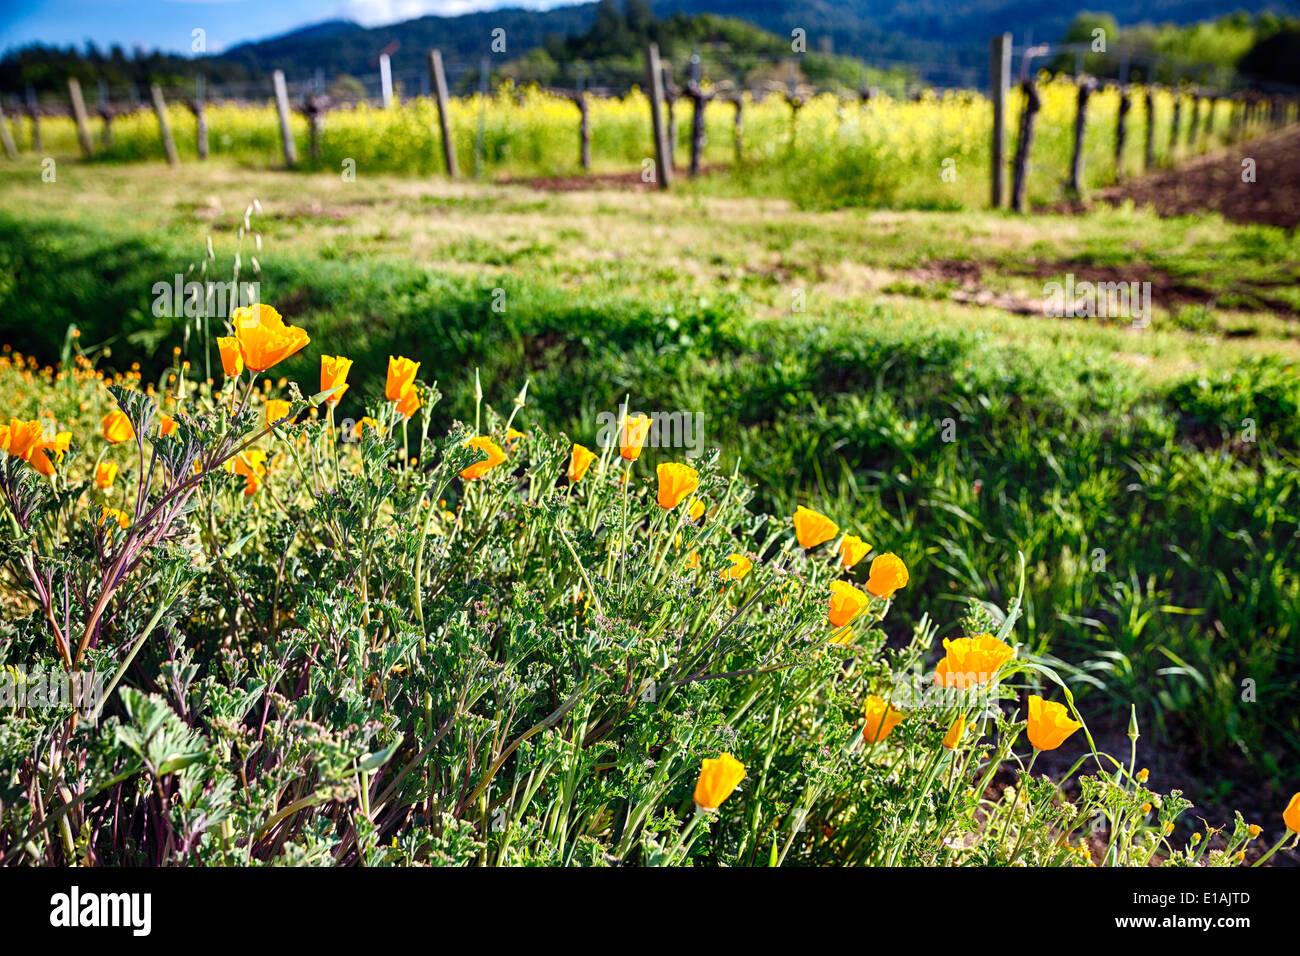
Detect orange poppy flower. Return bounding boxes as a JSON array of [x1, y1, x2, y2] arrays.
[[460, 436, 506, 480], [865, 552, 909, 599], [793, 506, 838, 549], [568, 443, 597, 482], [232, 304, 309, 372]]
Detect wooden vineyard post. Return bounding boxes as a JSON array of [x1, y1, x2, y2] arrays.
[[645, 43, 671, 189], [1010, 77, 1041, 213], [1144, 89, 1156, 171], [685, 54, 714, 179], [27, 104, 42, 153], [97, 80, 114, 149], [151, 83, 179, 165], [989, 33, 1011, 208], [428, 50, 459, 178], [380, 53, 393, 108], [569, 85, 591, 172], [0, 103, 17, 159], [1069, 77, 1094, 197], [1169, 92, 1181, 163], [272, 70, 297, 167], [301, 95, 330, 162], [67, 78, 94, 156], [1115, 86, 1131, 182], [732, 94, 743, 165], [189, 76, 209, 160]]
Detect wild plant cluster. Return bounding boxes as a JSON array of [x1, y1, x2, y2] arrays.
[[1, 315, 1296, 866]]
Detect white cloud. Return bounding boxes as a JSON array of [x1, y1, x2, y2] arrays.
[[337, 0, 574, 27]]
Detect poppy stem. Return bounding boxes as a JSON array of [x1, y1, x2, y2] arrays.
[[996, 749, 1038, 853], [1251, 832, 1295, 867]]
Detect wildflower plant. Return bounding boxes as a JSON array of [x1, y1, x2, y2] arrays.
[[0, 312, 1292, 867]]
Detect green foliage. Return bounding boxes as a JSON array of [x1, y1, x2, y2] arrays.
[[2, 358, 1274, 866], [1, 205, 1296, 796]]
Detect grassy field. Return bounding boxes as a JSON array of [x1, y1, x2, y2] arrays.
[[2, 156, 1298, 824]]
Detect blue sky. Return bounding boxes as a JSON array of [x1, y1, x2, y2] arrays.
[[0, 0, 578, 55]]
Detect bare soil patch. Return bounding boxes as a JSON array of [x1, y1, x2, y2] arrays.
[[1059, 125, 1300, 230]]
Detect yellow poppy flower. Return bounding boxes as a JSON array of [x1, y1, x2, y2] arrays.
[[933, 634, 1014, 689], [217, 336, 244, 377], [693, 753, 746, 811], [396, 384, 421, 420], [3, 419, 68, 476], [721, 553, 752, 581], [943, 715, 966, 750], [1284, 793, 1300, 834], [265, 399, 292, 427], [98, 507, 130, 530], [95, 462, 118, 489], [838, 533, 871, 568], [828, 580, 869, 627]]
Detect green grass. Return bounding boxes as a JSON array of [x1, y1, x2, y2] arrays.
[[1, 162, 1297, 802]]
